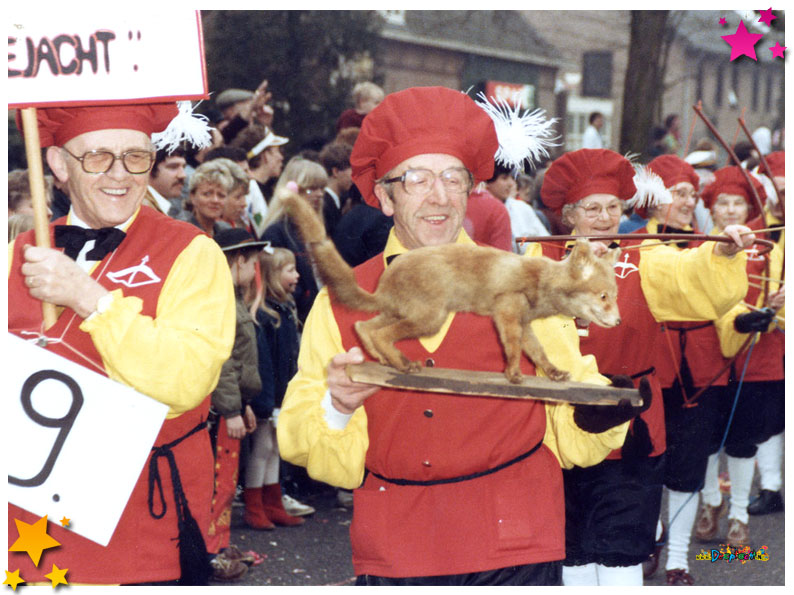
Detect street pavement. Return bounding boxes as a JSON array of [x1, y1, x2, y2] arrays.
[[216, 459, 784, 587]]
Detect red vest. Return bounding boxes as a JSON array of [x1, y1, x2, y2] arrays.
[[542, 241, 665, 459], [8, 208, 215, 584], [331, 253, 565, 577]]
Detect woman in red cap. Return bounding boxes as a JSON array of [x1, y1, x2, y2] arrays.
[[694, 167, 784, 547], [745, 151, 786, 516], [277, 86, 643, 586], [538, 149, 754, 586], [8, 103, 235, 585], [633, 156, 758, 585]]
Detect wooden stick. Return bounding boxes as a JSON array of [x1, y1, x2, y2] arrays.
[[20, 108, 57, 330], [738, 116, 784, 216], [739, 226, 785, 236], [346, 362, 642, 406], [748, 282, 764, 291], [749, 273, 784, 283]]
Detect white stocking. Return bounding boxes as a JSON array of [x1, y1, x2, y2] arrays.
[[665, 489, 699, 572], [755, 433, 783, 491], [595, 563, 643, 586], [562, 563, 598, 586], [700, 452, 723, 507], [245, 419, 279, 488], [726, 455, 755, 524]]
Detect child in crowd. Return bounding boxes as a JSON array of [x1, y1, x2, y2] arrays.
[[243, 246, 314, 529], [207, 228, 267, 580]]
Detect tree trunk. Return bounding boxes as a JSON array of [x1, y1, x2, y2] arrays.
[[619, 11, 670, 158]]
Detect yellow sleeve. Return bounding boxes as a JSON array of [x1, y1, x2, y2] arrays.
[[534, 315, 630, 469], [714, 242, 785, 357], [639, 241, 748, 321], [277, 288, 370, 489], [79, 235, 236, 417]]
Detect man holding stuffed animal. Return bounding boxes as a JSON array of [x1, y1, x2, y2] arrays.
[[277, 86, 647, 585]]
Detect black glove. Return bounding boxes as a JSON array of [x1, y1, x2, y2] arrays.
[[734, 308, 775, 333], [573, 376, 652, 434]]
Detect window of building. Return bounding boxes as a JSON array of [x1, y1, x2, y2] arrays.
[[696, 60, 704, 104], [765, 72, 774, 112], [752, 68, 760, 111], [581, 51, 612, 98], [715, 63, 724, 106]]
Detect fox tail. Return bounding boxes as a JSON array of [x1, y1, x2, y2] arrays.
[[281, 190, 379, 312]]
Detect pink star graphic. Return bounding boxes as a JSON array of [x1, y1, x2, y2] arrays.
[[769, 42, 786, 59], [719, 17, 727, 26], [758, 8, 777, 27], [721, 20, 764, 61]]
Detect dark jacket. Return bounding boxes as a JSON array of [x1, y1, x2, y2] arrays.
[[212, 292, 261, 418], [262, 218, 319, 323], [252, 299, 300, 418]]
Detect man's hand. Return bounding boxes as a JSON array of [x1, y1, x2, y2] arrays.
[[573, 376, 652, 434], [238, 79, 274, 127], [243, 404, 257, 433], [21, 245, 109, 318], [226, 414, 247, 439], [714, 224, 755, 257], [734, 308, 775, 333], [328, 347, 380, 415]]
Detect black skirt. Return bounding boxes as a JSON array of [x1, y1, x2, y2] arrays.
[[563, 455, 665, 567]]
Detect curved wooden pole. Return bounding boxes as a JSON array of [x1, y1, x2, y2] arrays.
[[516, 232, 775, 256]]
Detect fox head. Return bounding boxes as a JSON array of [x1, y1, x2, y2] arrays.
[[560, 240, 622, 328]]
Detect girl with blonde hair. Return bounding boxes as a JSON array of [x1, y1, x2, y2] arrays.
[[243, 246, 313, 528]]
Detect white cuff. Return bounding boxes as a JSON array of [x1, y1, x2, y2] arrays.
[[322, 390, 354, 430]]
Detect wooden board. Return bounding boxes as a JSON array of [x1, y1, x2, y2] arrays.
[[347, 362, 642, 406]]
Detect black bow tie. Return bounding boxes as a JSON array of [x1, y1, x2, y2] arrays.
[[54, 225, 126, 261]]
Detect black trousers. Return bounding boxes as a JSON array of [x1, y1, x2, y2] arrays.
[[356, 561, 561, 586]]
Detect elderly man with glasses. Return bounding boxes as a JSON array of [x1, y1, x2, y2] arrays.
[[276, 86, 651, 586], [8, 104, 235, 585]]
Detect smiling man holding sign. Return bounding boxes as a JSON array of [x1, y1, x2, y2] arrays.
[[8, 12, 235, 586]]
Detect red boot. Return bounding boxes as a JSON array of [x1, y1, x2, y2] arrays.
[[244, 487, 274, 530], [261, 484, 305, 526]]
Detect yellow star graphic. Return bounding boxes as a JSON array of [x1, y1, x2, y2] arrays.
[[8, 515, 61, 567], [44, 564, 68, 588], [59, 517, 70, 528], [3, 569, 25, 591]]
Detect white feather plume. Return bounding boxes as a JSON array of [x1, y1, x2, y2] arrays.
[[151, 100, 212, 152], [626, 164, 672, 209], [475, 92, 559, 172]]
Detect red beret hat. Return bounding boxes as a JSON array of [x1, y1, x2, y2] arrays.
[[541, 149, 636, 213], [18, 103, 179, 148], [700, 166, 766, 221], [758, 151, 785, 178], [350, 86, 498, 207], [647, 155, 699, 190]]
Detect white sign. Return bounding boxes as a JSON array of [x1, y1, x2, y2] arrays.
[[8, 11, 207, 108], [6, 334, 169, 546]]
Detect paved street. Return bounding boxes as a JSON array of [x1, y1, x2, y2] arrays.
[[217, 458, 784, 587]]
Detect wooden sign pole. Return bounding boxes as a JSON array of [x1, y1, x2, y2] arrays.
[[20, 107, 58, 330]]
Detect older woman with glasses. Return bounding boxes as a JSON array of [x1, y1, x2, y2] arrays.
[[536, 149, 754, 586], [694, 167, 783, 550], [261, 156, 329, 323]]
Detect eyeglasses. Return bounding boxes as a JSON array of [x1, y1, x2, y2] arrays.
[[61, 148, 155, 174], [381, 167, 473, 197], [670, 188, 698, 202], [576, 202, 623, 219]]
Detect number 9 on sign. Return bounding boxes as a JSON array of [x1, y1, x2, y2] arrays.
[[8, 370, 83, 488]]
